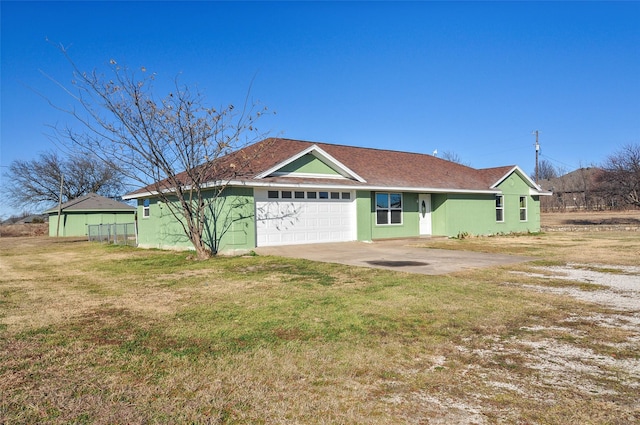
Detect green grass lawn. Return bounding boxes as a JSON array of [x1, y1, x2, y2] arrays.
[[1, 234, 638, 424]]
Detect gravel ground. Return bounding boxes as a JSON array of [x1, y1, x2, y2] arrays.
[[435, 264, 640, 424], [514, 264, 640, 312]]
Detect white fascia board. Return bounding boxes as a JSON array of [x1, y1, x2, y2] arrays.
[[254, 144, 367, 183], [531, 187, 553, 196], [122, 186, 180, 200], [123, 178, 230, 200], [227, 179, 500, 194], [358, 186, 500, 195], [122, 191, 156, 200], [125, 179, 502, 199]]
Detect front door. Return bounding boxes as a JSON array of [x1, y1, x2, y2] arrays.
[[418, 194, 432, 235]]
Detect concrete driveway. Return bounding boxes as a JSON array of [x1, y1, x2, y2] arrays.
[[254, 238, 534, 275]]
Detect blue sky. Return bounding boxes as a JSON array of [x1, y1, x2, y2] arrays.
[[1, 1, 639, 217]]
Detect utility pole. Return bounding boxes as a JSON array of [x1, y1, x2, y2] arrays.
[[56, 174, 64, 237], [532, 130, 540, 184]]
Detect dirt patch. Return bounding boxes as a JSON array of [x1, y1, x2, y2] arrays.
[[424, 263, 640, 424], [506, 264, 640, 399]]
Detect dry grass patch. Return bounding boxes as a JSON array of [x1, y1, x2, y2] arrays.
[[1, 233, 639, 424], [542, 209, 640, 227], [0, 223, 48, 238], [415, 231, 640, 266]]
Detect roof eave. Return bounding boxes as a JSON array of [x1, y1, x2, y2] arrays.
[[228, 179, 501, 194], [125, 178, 503, 196], [531, 188, 554, 196]]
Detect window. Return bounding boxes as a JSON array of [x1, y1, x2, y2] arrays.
[[142, 199, 150, 218], [519, 196, 527, 221], [266, 189, 352, 201], [376, 193, 402, 225], [496, 195, 504, 222]]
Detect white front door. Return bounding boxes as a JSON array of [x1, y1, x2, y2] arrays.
[[418, 194, 432, 235]]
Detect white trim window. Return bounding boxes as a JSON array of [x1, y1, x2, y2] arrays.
[[519, 196, 527, 221], [495, 195, 504, 222], [142, 199, 150, 218], [376, 192, 402, 225]]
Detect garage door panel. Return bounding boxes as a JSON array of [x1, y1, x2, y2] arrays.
[[256, 191, 354, 247]]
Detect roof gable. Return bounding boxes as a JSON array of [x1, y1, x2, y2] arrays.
[[276, 154, 341, 176], [485, 165, 542, 191], [254, 144, 366, 182], [484, 165, 550, 195]]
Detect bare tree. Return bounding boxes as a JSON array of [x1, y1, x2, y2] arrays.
[[440, 150, 470, 166], [598, 143, 640, 208], [48, 46, 272, 259], [536, 159, 560, 181], [3, 151, 125, 210]]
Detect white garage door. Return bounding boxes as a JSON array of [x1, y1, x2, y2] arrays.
[[255, 189, 356, 247]]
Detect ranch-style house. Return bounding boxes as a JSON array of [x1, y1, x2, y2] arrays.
[[123, 138, 550, 254]]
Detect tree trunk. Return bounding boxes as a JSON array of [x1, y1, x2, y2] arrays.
[[191, 231, 212, 260]]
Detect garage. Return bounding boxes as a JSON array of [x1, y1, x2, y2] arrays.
[[255, 188, 356, 247]]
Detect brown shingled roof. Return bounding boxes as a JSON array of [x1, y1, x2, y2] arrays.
[[125, 138, 532, 197]]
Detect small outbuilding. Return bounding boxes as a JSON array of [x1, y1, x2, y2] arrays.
[[44, 193, 136, 237]]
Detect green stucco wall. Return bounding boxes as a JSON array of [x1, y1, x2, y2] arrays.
[[431, 193, 498, 237], [356, 191, 419, 241], [430, 173, 541, 237], [431, 194, 448, 236], [495, 173, 541, 234], [356, 191, 373, 241], [48, 211, 135, 237], [136, 187, 255, 254], [278, 154, 340, 175], [133, 171, 541, 250], [356, 171, 540, 240]]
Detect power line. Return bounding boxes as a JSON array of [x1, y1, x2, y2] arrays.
[[539, 153, 580, 171]]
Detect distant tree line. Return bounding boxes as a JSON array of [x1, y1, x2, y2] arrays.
[[538, 143, 640, 211], [0, 210, 46, 226], [4, 140, 638, 218]]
